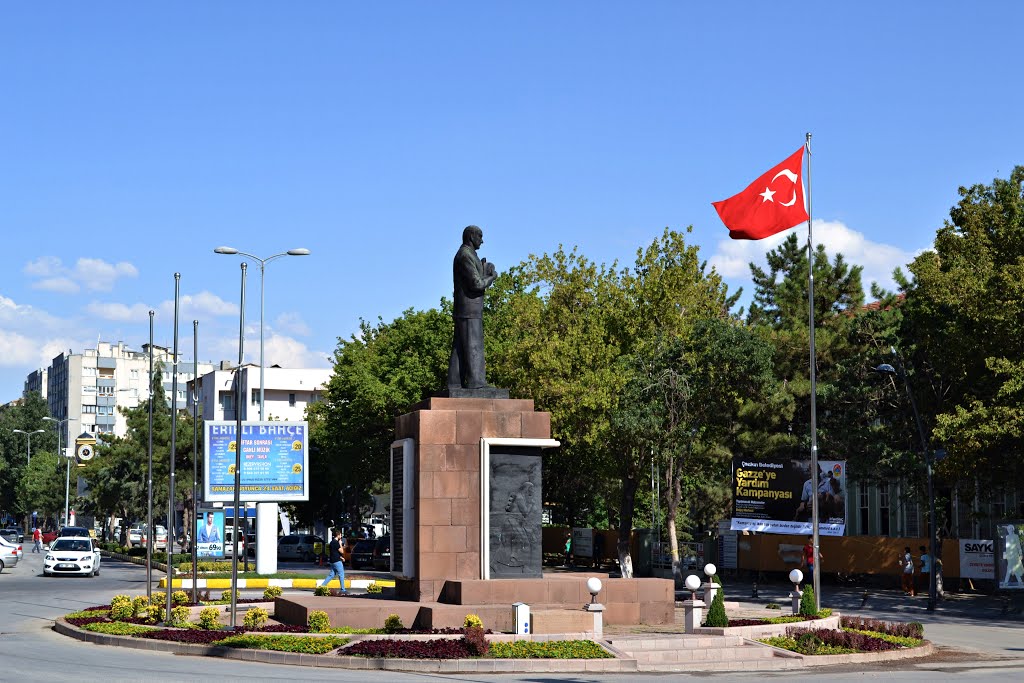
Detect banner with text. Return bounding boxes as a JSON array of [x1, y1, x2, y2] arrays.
[[730, 457, 847, 536], [959, 538, 995, 580], [204, 421, 309, 503], [195, 508, 226, 559]]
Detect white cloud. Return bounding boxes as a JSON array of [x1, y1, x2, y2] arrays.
[[263, 334, 332, 369], [0, 329, 40, 365], [86, 301, 153, 322], [707, 219, 919, 294], [0, 294, 64, 331], [158, 291, 238, 320], [33, 277, 80, 294], [23, 256, 139, 293], [274, 312, 311, 337]]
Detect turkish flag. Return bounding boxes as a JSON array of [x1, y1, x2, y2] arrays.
[[712, 147, 809, 240]]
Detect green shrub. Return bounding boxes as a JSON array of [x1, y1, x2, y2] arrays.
[[243, 606, 269, 630], [216, 634, 349, 654], [463, 614, 484, 629], [110, 594, 131, 608], [198, 607, 221, 630], [796, 631, 822, 654], [145, 604, 164, 623], [712, 573, 723, 586], [308, 610, 331, 633], [365, 582, 383, 594], [151, 591, 166, 606], [765, 602, 781, 610], [82, 622, 156, 636], [110, 600, 134, 622], [65, 609, 110, 619], [489, 640, 612, 659], [169, 605, 191, 627], [263, 586, 283, 600], [313, 585, 331, 597], [799, 585, 817, 617], [221, 589, 240, 602], [172, 590, 190, 605], [703, 584, 728, 627], [383, 614, 404, 633], [132, 596, 150, 616]]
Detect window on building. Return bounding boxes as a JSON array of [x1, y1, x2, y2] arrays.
[[82, 405, 97, 414], [220, 392, 234, 411], [859, 487, 869, 534], [879, 485, 891, 535], [251, 389, 261, 406], [309, 391, 321, 404], [289, 393, 296, 407]]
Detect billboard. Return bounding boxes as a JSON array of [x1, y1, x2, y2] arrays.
[[204, 421, 309, 503], [959, 538, 995, 580], [730, 458, 847, 536], [195, 508, 225, 559], [995, 521, 1024, 590]]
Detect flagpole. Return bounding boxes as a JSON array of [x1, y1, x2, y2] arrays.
[[805, 131, 821, 611]]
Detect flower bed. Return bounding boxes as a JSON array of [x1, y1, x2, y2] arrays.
[[489, 640, 611, 659], [761, 620, 925, 656], [215, 634, 349, 654], [340, 638, 610, 660]]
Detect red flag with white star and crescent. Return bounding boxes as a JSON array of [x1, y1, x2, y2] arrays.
[[712, 147, 809, 240]]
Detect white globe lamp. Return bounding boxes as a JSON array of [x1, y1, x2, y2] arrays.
[[586, 577, 603, 604], [789, 568, 803, 587], [703, 563, 717, 579], [685, 574, 701, 600]]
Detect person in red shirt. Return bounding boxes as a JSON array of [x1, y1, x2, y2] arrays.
[[32, 527, 43, 553], [801, 536, 822, 575]]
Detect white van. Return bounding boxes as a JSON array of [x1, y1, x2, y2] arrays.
[[223, 527, 246, 558]]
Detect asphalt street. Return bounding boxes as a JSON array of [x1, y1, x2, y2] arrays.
[[1, 553, 1022, 682]]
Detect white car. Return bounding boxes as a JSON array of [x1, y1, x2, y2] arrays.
[[44, 536, 101, 577], [0, 536, 21, 571]]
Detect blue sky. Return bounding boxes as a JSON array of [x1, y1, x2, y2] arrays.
[[2, 2, 1021, 401]]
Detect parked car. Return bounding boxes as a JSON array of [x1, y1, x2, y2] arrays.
[[276, 534, 323, 562], [0, 536, 22, 570], [246, 533, 256, 557], [3, 528, 25, 543], [128, 524, 143, 547], [349, 539, 376, 569], [44, 536, 101, 577], [140, 525, 168, 551], [0, 529, 19, 545], [372, 535, 391, 571], [42, 529, 60, 544]]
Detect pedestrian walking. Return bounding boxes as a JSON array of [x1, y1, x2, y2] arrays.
[[801, 536, 822, 575], [918, 545, 931, 595], [563, 533, 572, 567], [901, 546, 916, 595], [320, 529, 347, 592], [32, 527, 43, 553]]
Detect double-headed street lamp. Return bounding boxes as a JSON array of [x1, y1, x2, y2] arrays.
[[214, 246, 310, 579], [42, 417, 77, 527], [875, 352, 938, 612], [12, 428, 45, 465]]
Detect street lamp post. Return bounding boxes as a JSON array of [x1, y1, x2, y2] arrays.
[[42, 417, 76, 529], [13, 429, 45, 465], [214, 245, 310, 577], [875, 352, 938, 612]]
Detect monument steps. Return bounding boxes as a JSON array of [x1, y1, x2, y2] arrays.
[[607, 634, 801, 672]]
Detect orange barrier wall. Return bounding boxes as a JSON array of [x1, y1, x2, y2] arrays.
[[736, 534, 962, 577]]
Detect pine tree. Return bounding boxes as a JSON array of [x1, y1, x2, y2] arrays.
[[703, 577, 728, 627], [799, 584, 817, 616]]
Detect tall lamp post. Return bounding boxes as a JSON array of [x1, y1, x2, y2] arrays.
[[42, 417, 77, 529], [13, 429, 45, 465], [875, 352, 938, 612], [214, 245, 310, 576]]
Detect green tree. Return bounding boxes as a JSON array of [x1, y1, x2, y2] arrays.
[[0, 392, 59, 522], [16, 447, 67, 524]]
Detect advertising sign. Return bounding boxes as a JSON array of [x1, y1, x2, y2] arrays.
[[204, 421, 309, 503], [195, 508, 226, 559], [572, 528, 593, 559], [730, 458, 847, 536], [959, 538, 995, 580], [995, 521, 1024, 590]]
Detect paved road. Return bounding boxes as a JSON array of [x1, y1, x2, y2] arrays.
[[3, 554, 1024, 682]]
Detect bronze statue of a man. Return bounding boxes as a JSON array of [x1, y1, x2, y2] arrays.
[[447, 225, 496, 390]]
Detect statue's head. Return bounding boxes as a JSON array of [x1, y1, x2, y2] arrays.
[[462, 225, 483, 248]]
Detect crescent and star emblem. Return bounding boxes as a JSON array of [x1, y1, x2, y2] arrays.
[[759, 168, 799, 206]]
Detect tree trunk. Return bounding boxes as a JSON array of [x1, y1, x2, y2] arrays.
[[665, 457, 683, 582], [617, 472, 638, 578]]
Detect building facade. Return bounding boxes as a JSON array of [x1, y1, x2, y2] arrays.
[[25, 341, 216, 447], [189, 364, 330, 422]]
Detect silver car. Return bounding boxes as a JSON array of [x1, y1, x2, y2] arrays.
[[0, 536, 21, 571]]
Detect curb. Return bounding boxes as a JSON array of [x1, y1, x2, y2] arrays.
[[157, 577, 396, 589]]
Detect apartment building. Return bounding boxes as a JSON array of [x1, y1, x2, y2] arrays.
[[189, 363, 330, 422], [27, 341, 216, 446]]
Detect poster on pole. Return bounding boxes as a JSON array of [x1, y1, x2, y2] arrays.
[[730, 457, 847, 536], [195, 508, 226, 559], [995, 521, 1024, 590], [204, 421, 309, 503]]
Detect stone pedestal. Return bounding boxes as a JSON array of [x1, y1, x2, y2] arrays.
[[682, 598, 706, 633], [790, 589, 802, 614], [585, 602, 605, 637], [392, 396, 552, 602], [702, 582, 719, 606]]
